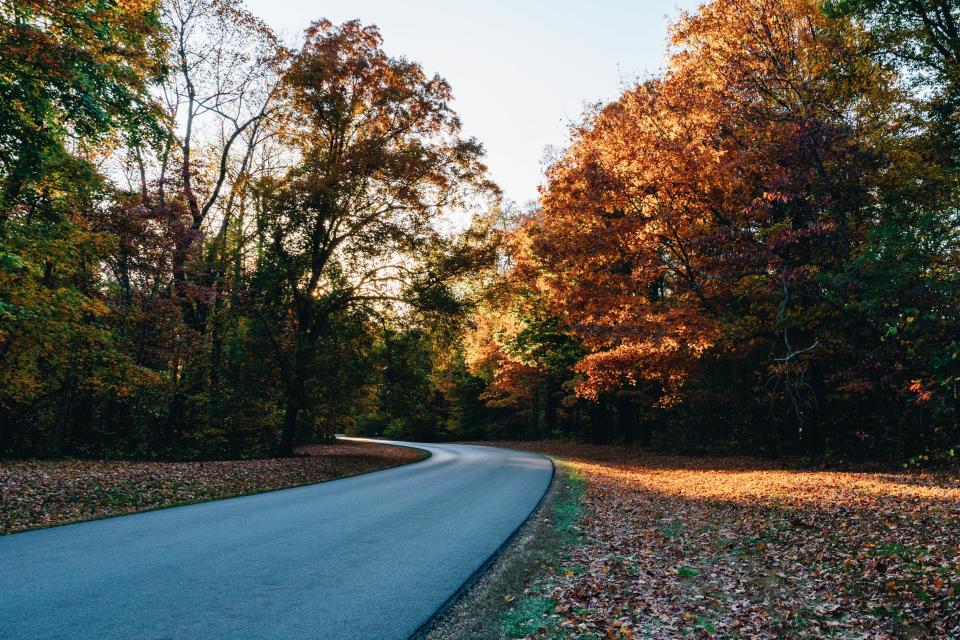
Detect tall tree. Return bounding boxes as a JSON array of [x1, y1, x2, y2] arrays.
[[252, 20, 495, 455], [824, 0, 960, 165], [474, 0, 958, 456], [155, 0, 282, 318], [0, 0, 163, 218]]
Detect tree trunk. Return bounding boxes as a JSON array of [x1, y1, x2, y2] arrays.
[[544, 377, 558, 434], [278, 349, 307, 457], [278, 394, 301, 457]]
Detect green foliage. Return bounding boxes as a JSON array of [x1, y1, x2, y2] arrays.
[[0, 0, 163, 212], [0, 6, 494, 460], [357, 328, 447, 442], [677, 566, 700, 578]]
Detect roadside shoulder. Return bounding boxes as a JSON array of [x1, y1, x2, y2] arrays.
[[424, 460, 586, 640]]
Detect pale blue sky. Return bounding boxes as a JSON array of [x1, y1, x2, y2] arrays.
[[245, 0, 701, 205]]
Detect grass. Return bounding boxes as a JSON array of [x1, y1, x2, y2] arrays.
[[424, 462, 587, 640], [500, 597, 559, 638], [497, 464, 586, 639]]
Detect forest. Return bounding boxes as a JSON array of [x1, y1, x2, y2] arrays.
[[1, 0, 958, 464]]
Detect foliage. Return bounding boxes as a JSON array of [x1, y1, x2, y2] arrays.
[[0, 0, 166, 455], [0, 1, 496, 459], [2, 0, 958, 463], [0, 0, 164, 212], [250, 19, 494, 454], [467, 0, 960, 460]]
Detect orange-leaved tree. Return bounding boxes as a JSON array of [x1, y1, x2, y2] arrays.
[[478, 0, 953, 454], [251, 20, 496, 455]]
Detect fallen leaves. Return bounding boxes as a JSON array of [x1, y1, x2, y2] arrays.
[[0, 442, 424, 535], [485, 441, 960, 639]]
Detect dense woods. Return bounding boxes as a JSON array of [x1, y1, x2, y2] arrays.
[[1, 0, 958, 463], [0, 0, 496, 458]]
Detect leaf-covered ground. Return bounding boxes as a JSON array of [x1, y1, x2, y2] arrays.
[[0, 442, 425, 535], [486, 442, 960, 639]]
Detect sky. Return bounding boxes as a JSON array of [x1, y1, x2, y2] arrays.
[[244, 0, 702, 207]]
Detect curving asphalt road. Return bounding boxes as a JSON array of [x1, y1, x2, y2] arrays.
[[0, 440, 553, 640]]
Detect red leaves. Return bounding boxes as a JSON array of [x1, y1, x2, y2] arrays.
[[908, 380, 934, 404]]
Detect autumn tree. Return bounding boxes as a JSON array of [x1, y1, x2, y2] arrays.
[[250, 20, 494, 455], [465, 212, 587, 437], [0, 0, 166, 453], [0, 0, 163, 217], [155, 0, 282, 312], [823, 0, 960, 453], [825, 0, 960, 164], [1, 2, 498, 459], [474, 0, 959, 456]]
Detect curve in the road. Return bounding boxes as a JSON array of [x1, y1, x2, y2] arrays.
[[0, 441, 553, 640]]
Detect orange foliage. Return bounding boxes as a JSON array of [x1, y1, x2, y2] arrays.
[[503, 0, 905, 404], [464, 269, 545, 406]]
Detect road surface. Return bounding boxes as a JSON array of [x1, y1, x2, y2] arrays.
[[0, 441, 553, 640]]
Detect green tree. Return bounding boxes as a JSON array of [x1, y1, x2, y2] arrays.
[[0, 0, 165, 454]]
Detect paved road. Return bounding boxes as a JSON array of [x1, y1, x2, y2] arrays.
[[0, 441, 552, 640]]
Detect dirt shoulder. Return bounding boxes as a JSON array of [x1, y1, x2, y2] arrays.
[[0, 441, 426, 535]]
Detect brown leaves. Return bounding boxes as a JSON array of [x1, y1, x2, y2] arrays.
[[0, 443, 423, 535], [489, 442, 960, 639]]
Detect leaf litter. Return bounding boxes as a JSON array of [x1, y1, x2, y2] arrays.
[[1, 442, 423, 535], [486, 442, 960, 639]]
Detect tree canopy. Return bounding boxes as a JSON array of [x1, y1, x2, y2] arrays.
[[0, 0, 957, 463], [467, 0, 960, 459]]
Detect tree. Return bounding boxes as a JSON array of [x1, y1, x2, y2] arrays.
[[0, 3, 499, 459], [824, 0, 960, 166], [0, 0, 163, 218], [155, 0, 283, 314], [0, 0, 166, 454], [251, 20, 495, 455], [465, 218, 586, 437]]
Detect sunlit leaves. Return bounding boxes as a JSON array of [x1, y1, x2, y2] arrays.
[[496, 441, 960, 638], [470, 0, 959, 456]]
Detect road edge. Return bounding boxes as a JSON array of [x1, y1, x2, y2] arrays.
[[409, 447, 557, 640]]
